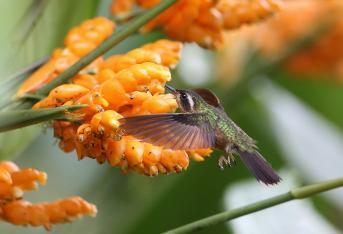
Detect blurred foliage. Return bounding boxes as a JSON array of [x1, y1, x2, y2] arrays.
[[0, 0, 99, 161], [274, 71, 343, 130]]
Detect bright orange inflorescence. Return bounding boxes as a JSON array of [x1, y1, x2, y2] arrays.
[[217, 0, 343, 82], [16, 17, 116, 96], [31, 38, 212, 176], [111, 0, 282, 48], [0, 161, 96, 229], [283, 1, 343, 80]]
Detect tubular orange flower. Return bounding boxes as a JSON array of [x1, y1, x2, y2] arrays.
[[0, 197, 97, 230], [31, 35, 212, 175], [106, 136, 195, 176], [17, 17, 116, 96], [217, 0, 282, 29], [250, 0, 343, 80], [110, 0, 282, 48], [0, 161, 46, 201], [100, 39, 182, 72], [110, 0, 135, 16], [0, 161, 97, 229], [283, 2, 343, 80], [218, 0, 343, 83]]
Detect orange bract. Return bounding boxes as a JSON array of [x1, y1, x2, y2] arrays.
[[111, 0, 282, 48], [0, 161, 46, 201], [32, 36, 212, 175], [251, 0, 343, 80], [218, 0, 343, 83], [17, 17, 116, 96], [0, 197, 97, 230], [0, 161, 96, 229]]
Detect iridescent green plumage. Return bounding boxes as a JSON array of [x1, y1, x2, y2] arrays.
[[119, 85, 281, 185]]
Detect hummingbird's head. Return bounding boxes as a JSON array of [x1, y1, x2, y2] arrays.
[[165, 84, 202, 113]]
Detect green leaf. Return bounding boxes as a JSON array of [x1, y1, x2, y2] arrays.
[[0, 105, 87, 132], [0, 56, 47, 109], [14, 0, 48, 45]]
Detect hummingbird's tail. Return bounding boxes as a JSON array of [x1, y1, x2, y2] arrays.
[[236, 149, 281, 185]]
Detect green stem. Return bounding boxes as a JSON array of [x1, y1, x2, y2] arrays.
[[110, 9, 144, 24], [0, 105, 87, 132], [37, 0, 177, 96], [163, 177, 343, 234]]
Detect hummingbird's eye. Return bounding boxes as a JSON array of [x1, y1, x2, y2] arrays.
[[180, 93, 188, 99], [178, 91, 195, 112]]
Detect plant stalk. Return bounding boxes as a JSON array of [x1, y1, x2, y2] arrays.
[[0, 105, 87, 132], [163, 177, 343, 234]]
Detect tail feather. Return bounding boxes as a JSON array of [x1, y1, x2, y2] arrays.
[[236, 149, 281, 185]]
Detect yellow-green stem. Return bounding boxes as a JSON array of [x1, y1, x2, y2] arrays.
[[163, 177, 343, 234], [0, 105, 87, 132]]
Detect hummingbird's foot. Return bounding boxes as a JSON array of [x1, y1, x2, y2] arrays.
[[218, 156, 229, 170], [228, 154, 236, 167], [218, 154, 236, 170]]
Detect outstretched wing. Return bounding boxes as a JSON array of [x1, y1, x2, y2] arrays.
[[119, 113, 215, 150]]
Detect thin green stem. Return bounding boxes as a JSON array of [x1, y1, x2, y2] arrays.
[[110, 9, 144, 24], [37, 0, 177, 96], [163, 177, 343, 234], [0, 105, 87, 132]]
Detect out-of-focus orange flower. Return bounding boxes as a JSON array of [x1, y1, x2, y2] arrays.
[[32, 38, 212, 176], [111, 0, 282, 48], [218, 0, 343, 82], [0, 161, 96, 229], [284, 7, 343, 79], [0, 161, 46, 201], [110, 0, 135, 16], [16, 17, 116, 96]]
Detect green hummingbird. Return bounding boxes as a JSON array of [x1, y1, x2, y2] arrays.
[[119, 85, 281, 185]]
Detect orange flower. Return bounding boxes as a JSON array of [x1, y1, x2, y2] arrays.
[[218, 0, 343, 82], [0, 161, 46, 201], [253, 0, 343, 80], [17, 17, 116, 96], [32, 37, 212, 175], [0, 197, 96, 230], [0, 161, 96, 229], [111, 0, 282, 48]]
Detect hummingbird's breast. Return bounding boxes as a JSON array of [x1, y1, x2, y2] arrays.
[[214, 127, 227, 151], [213, 116, 232, 151]]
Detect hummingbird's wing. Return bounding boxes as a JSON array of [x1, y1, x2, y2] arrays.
[[119, 113, 216, 150], [192, 88, 224, 110]]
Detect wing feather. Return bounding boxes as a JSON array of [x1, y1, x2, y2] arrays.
[[119, 113, 215, 150]]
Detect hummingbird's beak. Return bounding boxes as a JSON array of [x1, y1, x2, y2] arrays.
[[165, 84, 177, 94]]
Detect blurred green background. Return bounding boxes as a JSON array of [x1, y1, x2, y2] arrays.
[[0, 0, 342, 233]]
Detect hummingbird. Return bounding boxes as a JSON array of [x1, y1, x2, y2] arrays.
[[119, 85, 281, 185]]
